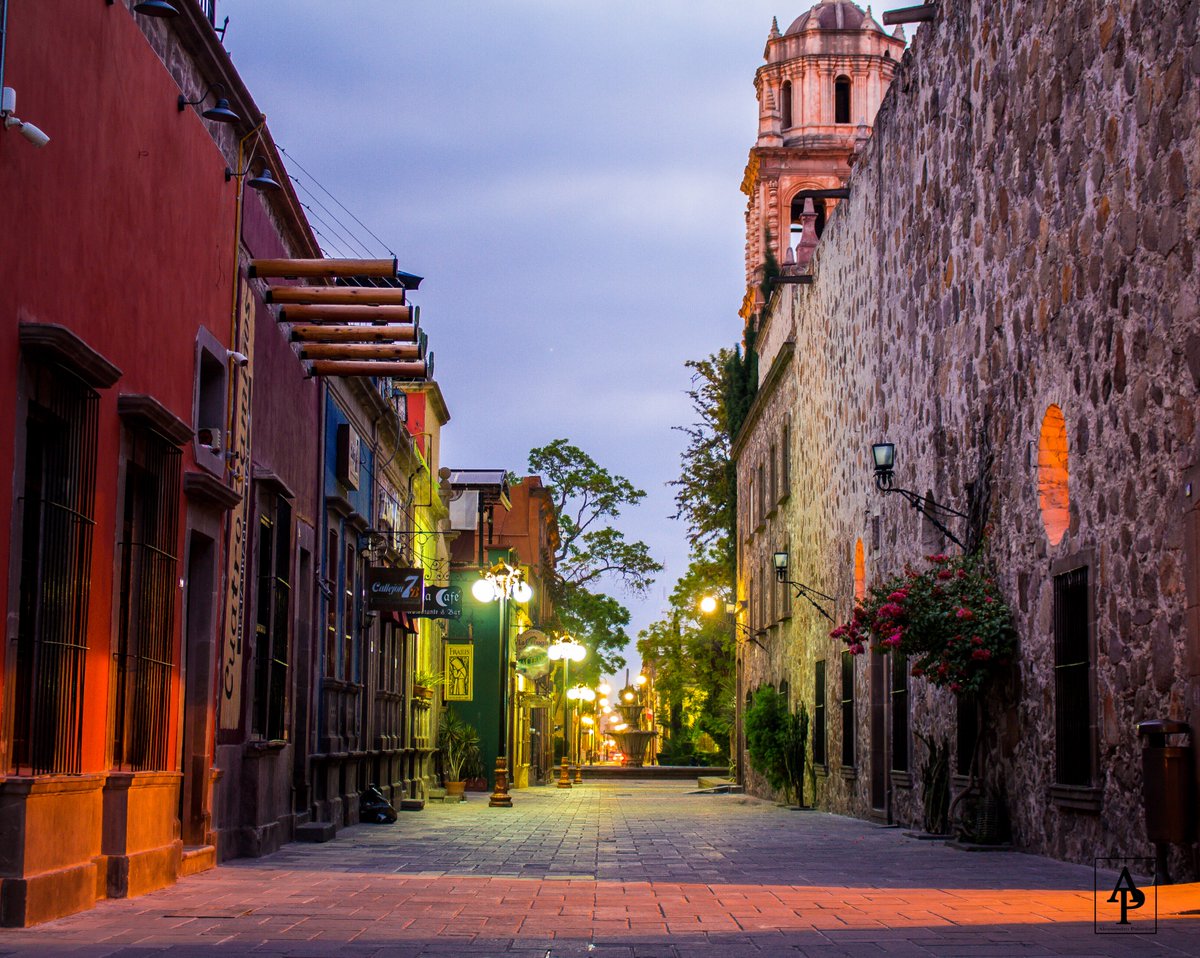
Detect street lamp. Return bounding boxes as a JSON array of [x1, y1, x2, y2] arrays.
[[870, 441, 968, 548], [548, 635, 587, 788], [472, 561, 534, 808], [567, 683, 597, 783], [771, 551, 835, 621]]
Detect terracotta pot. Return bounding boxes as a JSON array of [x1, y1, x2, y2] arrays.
[[413, 684, 434, 700], [445, 780, 467, 801]]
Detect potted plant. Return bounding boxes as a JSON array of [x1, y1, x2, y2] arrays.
[[412, 669, 443, 701], [437, 708, 479, 801], [744, 686, 809, 807]]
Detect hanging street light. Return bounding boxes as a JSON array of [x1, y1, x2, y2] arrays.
[[547, 635, 588, 787]]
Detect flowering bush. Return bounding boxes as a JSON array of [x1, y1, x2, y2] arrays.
[[830, 553, 1016, 695]]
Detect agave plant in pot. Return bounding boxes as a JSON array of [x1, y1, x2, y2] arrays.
[[437, 709, 480, 802]]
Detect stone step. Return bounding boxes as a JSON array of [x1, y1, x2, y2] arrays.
[[179, 845, 216, 877]]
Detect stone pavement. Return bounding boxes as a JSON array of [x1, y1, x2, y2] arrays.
[[2, 781, 1198, 957]]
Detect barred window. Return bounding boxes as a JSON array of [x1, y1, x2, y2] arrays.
[[343, 540, 357, 680], [768, 444, 778, 506], [780, 419, 791, 495], [252, 496, 292, 741], [12, 365, 99, 775], [813, 660, 827, 767], [841, 650, 855, 767], [890, 651, 909, 773], [112, 427, 182, 771], [1054, 566, 1092, 786]]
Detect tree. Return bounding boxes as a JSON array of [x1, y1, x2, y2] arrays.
[[636, 545, 735, 763], [529, 439, 662, 675]]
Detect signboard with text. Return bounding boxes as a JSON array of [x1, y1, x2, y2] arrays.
[[365, 566, 424, 612], [411, 585, 462, 620], [444, 643, 473, 700]]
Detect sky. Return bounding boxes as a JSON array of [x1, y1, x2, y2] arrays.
[[218, 0, 913, 674]]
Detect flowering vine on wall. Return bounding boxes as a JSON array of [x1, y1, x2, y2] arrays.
[[830, 553, 1017, 696]]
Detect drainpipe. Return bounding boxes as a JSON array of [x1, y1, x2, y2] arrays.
[[0, 0, 9, 98]]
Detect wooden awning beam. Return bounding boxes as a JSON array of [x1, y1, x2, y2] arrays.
[[266, 286, 406, 306], [279, 304, 413, 324], [307, 360, 428, 378], [250, 257, 398, 279], [298, 343, 422, 361], [882, 4, 937, 25], [290, 324, 417, 343]]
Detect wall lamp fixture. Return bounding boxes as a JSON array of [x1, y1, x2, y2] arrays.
[[225, 156, 281, 192], [178, 84, 240, 124], [871, 442, 967, 548], [134, 0, 181, 16], [1, 88, 49, 148], [699, 594, 767, 649], [771, 552, 835, 621]]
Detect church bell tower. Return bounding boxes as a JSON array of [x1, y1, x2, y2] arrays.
[[742, 2, 906, 320]]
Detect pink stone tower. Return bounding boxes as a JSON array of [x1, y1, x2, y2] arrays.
[[742, 2, 906, 318]]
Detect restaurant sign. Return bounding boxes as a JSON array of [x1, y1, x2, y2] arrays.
[[365, 566, 424, 612], [411, 585, 462, 620]]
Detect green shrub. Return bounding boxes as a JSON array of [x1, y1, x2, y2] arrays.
[[745, 686, 808, 805]]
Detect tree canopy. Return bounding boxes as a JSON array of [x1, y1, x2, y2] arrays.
[[529, 439, 662, 676]]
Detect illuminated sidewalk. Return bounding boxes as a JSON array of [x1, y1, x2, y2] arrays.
[[3, 781, 1197, 956]]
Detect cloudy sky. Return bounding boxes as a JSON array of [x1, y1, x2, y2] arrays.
[[219, 0, 912, 671]]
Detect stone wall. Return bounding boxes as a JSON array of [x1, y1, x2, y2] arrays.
[[736, 0, 1199, 872]]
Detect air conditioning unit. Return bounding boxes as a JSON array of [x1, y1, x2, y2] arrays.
[[197, 426, 223, 454]]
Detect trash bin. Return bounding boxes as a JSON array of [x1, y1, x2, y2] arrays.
[[1137, 720, 1196, 844]]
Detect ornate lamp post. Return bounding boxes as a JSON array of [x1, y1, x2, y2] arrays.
[[547, 634, 586, 788], [566, 683, 596, 783], [471, 561, 533, 808]]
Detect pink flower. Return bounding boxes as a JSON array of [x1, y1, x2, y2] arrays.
[[984, 596, 995, 604], [951, 682, 962, 692], [927, 553, 950, 564], [879, 602, 904, 618], [850, 642, 865, 655], [955, 607, 974, 620], [971, 636, 984, 646], [888, 590, 909, 602], [937, 570, 954, 580]]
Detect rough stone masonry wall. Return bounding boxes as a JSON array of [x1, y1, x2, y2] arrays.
[[739, 0, 1199, 870]]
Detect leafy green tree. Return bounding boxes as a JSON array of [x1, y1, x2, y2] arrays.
[[529, 439, 662, 675], [637, 545, 735, 762]]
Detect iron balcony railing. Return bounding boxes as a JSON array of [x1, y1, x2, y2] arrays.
[[195, 0, 216, 25]]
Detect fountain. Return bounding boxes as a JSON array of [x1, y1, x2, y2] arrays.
[[606, 672, 656, 767]]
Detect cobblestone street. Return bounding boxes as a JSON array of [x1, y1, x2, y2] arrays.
[[2, 781, 1197, 956]]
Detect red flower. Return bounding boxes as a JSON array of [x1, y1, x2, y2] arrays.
[[927, 553, 950, 563], [955, 607, 974, 620], [951, 682, 962, 692], [911, 666, 924, 676], [971, 636, 984, 646], [937, 569, 954, 580], [887, 590, 909, 602], [971, 648, 992, 661]]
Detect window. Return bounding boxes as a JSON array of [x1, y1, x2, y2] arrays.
[[1039, 405, 1070, 545], [343, 540, 357, 680], [192, 331, 227, 474], [1054, 566, 1092, 786], [756, 463, 766, 526], [890, 652, 909, 773], [956, 695, 978, 776], [11, 365, 99, 775], [781, 79, 793, 128], [746, 475, 755, 536], [325, 528, 338, 677], [112, 427, 182, 770], [854, 538, 866, 601], [780, 419, 791, 496], [813, 660, 827, 767], [835, 75, 851, 124], [841, 650, 855, 767], [768, 444, 778, 507], [252, 497, 292, 741]]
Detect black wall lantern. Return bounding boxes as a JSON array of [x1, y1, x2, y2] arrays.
[[870, 441, 967, 548], [772, 550, 834, 621]]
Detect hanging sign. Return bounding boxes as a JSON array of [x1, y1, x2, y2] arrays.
[[365, 566, 424, 611], [219, 278, 255, 731], [411, 585, 462, 620], [444, 642, 474, 700]]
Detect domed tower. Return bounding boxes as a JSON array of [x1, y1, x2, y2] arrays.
[[741, 2, 905, 318]]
